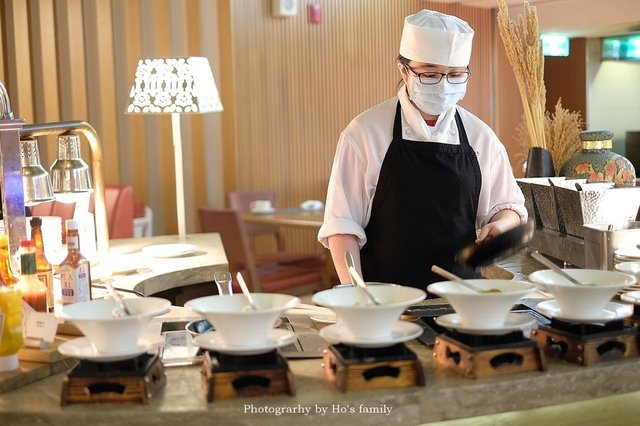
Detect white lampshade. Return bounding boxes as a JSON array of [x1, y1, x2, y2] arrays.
[[125, 57, 223, 114]]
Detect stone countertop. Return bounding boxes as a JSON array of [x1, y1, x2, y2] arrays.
[[3, 247, 640, 425], [89, 233, 228, 297]]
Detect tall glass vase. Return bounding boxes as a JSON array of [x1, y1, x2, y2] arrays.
[[525, 147, 555, 178]]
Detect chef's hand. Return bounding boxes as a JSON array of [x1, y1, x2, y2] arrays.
[[475, 209, 522, 244]]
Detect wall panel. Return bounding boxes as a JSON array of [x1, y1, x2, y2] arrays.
[[229, 0, 501, 254], [0, 0, 523, 257]]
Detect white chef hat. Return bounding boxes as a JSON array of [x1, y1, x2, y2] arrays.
[[399, 9, 474, 67]]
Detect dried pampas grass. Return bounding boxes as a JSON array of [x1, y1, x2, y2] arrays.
[[497, 0, 546, 149], [545, 100, 583, 173], [514, 99, 584, 173]]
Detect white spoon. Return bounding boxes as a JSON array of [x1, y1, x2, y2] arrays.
[[431, 265, 501, 293], [235, 272, 258, 310], [104, 282, 132, 316], [344, 251, 381, 305]]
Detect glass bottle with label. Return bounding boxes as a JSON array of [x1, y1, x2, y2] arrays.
[[0, 235, 18, 286], [16, 240, 48, 312], [59, 220, 92, 304], [30, 217, 54, 311], [0, 278, 23, 371]]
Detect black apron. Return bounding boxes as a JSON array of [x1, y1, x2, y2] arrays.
[[360, 102, 481, 290]]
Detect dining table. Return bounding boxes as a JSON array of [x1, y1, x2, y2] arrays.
[[242, 207, 324, 229]]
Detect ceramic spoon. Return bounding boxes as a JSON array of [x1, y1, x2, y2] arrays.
[[431, 265, 500, 293], [344, 250, 381, 305], [530, 252, 595, 286], [104, 282, 132, 316], [235, 272, 259, 310]]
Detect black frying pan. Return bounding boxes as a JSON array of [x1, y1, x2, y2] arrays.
[[455, 220, 535, 268]]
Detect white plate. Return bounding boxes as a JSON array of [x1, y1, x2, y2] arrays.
[[193, 329, 296, 355], [142, 243, 196, 258], [535, 300, 633, 323], [615, 247, 640, 260], [58, 337, 153, 362], [621, 291, 640, 304], [435, 313, 535, 335], [318, 321, 423, 348]]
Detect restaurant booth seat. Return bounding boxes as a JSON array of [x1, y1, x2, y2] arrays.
[[198, 207, 325, 295], [227, 189, 327, 270]]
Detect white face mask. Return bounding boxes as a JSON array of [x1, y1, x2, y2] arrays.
[[406, 75, 467, 116]]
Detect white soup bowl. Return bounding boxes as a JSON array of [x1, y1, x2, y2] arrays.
[[59, 297, 171, 354], [528, 269, 635, 320], [427, 279, 537, 328], [185, 293, 300, 347], [311, 284, 426, 340]]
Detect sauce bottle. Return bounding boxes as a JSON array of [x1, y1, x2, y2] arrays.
[[0, 279, 23, 371], [16, 240, 48, 312], [59, 220, 92, 304], [30, 217, 54, 311], [0, 235, 18, 286]]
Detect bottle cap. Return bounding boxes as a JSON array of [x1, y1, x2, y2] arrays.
[[0, 353, 19, 371], [20, 240, 33, 249], [30, 216, 42, 227], [65, 219, 79, 230]]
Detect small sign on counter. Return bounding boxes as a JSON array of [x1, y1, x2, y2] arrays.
[[23, 311, 58, 348]]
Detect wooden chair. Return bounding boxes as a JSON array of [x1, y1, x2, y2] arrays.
[[198, 207, 325, 295], [227, 189, 326, 269]]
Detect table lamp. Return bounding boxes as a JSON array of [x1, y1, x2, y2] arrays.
[[125, 57, 223, 240]]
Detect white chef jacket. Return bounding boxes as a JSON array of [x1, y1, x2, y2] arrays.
[[318, 85, 527, 249]]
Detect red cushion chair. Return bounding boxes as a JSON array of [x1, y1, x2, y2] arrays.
[[30, 185, 135, 239]]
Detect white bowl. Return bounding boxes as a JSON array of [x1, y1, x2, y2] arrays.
[[59, 297, 171, 354], [427, 280, 536, 328], [311, 284, 426, 340], [185, 293, 300, 347], [528, 269, 636, 320], [614, 261, 640, 281]]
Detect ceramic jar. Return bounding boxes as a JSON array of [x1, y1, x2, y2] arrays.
[[559, 130, 636, 185]]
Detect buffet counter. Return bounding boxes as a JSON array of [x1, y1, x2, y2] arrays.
[[2, 245, 640, 425]]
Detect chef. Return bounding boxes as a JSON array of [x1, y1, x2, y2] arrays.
[[318, 9, 527, 289]]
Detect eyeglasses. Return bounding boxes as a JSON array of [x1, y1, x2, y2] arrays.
[[404, 65, 470, 85]]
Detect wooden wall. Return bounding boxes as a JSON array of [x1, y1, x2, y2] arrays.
[[545, 38, 587, 119], [0, 0, 523, 255], [225, 0, 519, 254], [0, 0, 223, 238]]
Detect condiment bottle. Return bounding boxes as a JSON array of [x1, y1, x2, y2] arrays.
[[0, 234, 18, 286], [59, 220, 92, 304], [16, 240, 48, 312], [0, 279, 23, 371], [30, 217, 54, 311]]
